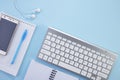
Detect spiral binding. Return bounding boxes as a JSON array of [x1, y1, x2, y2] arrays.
[[49, 70, 57, 80]]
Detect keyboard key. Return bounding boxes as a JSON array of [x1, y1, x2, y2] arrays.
[[69, 44, 74, 49], [44, 40, 51, 45], [60, 41, 65, 45], [51, 37, 56, 42], [48, 32, 52, 35], [48, 57, 53, 62], [43, 55, 48, 61], [69, 55, 74, 60], [53, 34, 57, 37], [87, 72, 92, 78], [97, 72, 108, 79], [56, 55, 60, 60], [59, 62, 81, 74], [61, 46, 65, 51], [79, 48, 83, 53], [70, 50, 75, 55], [51, 53, 56, 58], [41, 49, 51, 56], [53, 59, 58, 65], [56, 44, 61, 49], [39, 53, 44, 59], [58, 36, 62, 39], [51, 43, 56, 47], [81, 70, 87, 76], [74, 52, 79, 57], [65, 59, 70, 63], [70, 60, 75, 65], [78, 59, 83, 64], [60, 51, 65, 56], [65, 48, 70, 53], [65, 43, 69, 47], [74, 62, 79, 67], [46, 35, 51, 40], [79, 54, 84, 59], [60, 57, 65, 61], [82, 46, 86, 49], [74, 46, 79, 51], [42, 44, 50, 50], [72, 42, 76, 45], [50, 48, 55, 52], [55, 39, 60, 43], [79, 64, 83, 69], [77, 44, 81, 47]]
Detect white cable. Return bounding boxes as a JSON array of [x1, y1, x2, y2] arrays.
[[13, 0, 41, 19], [13, 0, 26, 18]]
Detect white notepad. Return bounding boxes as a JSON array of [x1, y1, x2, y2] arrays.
[[24, 60, 79, 80], [0, 13, 35, 76]]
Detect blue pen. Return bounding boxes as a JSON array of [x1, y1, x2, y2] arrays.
[[11, 29, 28, 64]]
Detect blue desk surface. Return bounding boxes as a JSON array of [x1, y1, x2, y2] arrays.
[[0, 0, 120, 80]]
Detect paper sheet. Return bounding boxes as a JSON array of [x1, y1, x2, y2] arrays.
[[24, 60, 79, 80]]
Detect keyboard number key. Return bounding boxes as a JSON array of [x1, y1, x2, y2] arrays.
[[79, 48, 83, 53], [48, 32, 52, 35], [55, 39, 60, 43], [60, 41, 65, 45]]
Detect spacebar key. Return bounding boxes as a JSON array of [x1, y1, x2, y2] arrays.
[[58, 62, 81, 74]]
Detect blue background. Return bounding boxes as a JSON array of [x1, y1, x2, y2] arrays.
[[0, 0, 120, 80]]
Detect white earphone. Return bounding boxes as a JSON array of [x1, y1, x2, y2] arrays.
[[33, 8, 41, 13], [25, 8, 41, 19], [13, 0, 41, 19]]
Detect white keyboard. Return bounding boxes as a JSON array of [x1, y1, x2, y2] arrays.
[[38, 27, 117, 80]]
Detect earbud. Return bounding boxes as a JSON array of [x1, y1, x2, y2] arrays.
[[30, 14, 36, 19], [34, 8, 41, 13], [25, 8, 41, 19], [26, 14, 36, 19]]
